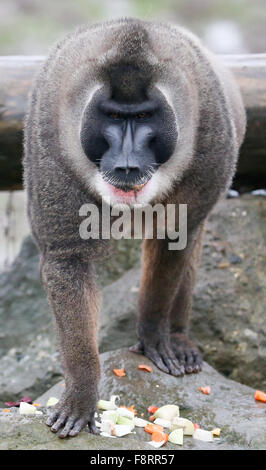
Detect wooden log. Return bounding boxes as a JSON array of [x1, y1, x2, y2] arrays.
[[0, 54, 266, 189]]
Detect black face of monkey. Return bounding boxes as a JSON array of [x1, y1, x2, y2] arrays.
[[80, 87, 178, 192]]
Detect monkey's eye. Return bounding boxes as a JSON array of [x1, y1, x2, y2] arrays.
[[108, 112, 121, 120], [136, 112, 151, 120]]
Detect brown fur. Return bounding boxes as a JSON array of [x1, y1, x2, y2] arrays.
[[23, 18, 246, 437]]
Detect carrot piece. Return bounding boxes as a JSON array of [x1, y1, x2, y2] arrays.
[[145, 423, 164, 434], [193, 423, 200, 429], [3, 408, 10, 413], [113, 368, 126, 377], [147, 405, 158, 414], [138, 364, 152, 372], [198, 386, 211, 395], [32, 403, 41, 407], [152, 431, 168, 444], [120, 405, 137, 415], [254, 390, 266, 403]]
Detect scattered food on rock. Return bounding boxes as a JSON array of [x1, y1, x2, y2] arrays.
[[138, 364, 152, 373], [254, 390, 266, 403], [198, 386, 211, 395]]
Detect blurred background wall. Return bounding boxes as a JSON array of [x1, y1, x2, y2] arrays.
[[0, 0, 265, 56]]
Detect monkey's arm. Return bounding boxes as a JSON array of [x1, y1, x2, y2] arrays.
[[41, 255, 100, 438], [131, 226, 203, 376]]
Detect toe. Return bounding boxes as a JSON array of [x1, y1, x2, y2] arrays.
[[59, 417, 76, 438], [51, 412, 68, 432], [68, 418, 86, 436], [46, 410, 59, 427]]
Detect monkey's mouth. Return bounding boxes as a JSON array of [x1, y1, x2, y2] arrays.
[[107, 181, 147, 198]]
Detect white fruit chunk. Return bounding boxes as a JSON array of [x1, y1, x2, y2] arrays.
[[46, 397, 59, 407], [153, 404, 179, 421], [134, 417, 148, 427], [168, 428, 183, 445], [19, 402, 37, 415], [112, 424, 132, 437], [171, 417, 194, 435], [154, 417, 172, 428]]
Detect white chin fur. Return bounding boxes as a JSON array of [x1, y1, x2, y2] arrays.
[[93, 171, 173, 207]]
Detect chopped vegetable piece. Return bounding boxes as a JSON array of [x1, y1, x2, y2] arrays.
[[171, 417, 194, 436], [121, 405, 137, 415], [110, 395, 120, 406], [198, 386, 211, 395], [254, 390, 266, 403], [193, 428, 214, 442], [154, 418, 172, 428], [118, 407, 135, 419], [148, 440, 165, 448], [168, 428, 183, 445], [32, 403, 41, 407], [154, 404, 180, 421], [19, 402, 37, 415], [113, 368, 126, 377], [149, 415, 156, 421], [46, 397, 59, 407], [148, 405, 158, 414], [112, 424, 132, 437], [152, 431, 168, 444], [194, 423, 200, 429], [3, 409, 10, 413], [211, 428, 221, 437], [144, 423, 164, 434], [134, 417, 148, 427], [102, 410, 119, 423], [138, 364, 152, 372], [100, 420, 115, 435], [116, 415, 134, 429], [98, 399, 117, 411]]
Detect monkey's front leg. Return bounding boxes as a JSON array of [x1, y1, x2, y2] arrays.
[[41, 256, 100, 438], [131, 236, 201, 377]]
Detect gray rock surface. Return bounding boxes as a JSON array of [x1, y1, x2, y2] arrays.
[[0, 195, 265, 406], [1, 348, 266, 450]]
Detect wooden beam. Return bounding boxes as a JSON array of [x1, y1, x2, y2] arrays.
[[0, 54, 266, 189]]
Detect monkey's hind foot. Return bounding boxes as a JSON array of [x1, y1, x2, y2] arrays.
[[46, 391, 99, 438], [129, 335, 186, 377], [130, 332, 202, 377], [170, 332, 202, 374]]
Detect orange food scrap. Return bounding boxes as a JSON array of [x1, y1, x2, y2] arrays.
[[193, 423, 200, 429], [151, 431, 168, 444], [254, 390, 266, 403], [120, 405, 137, 415], [198, 386, 211, 395], [138, 364, 152, 373], [3, 409, 10, 413], [33, 403, 41, 407], [149, 415, 156, 421], [113, 368, 126, 377], [144, 423, 164, 434], [147, 405, 158, 414]]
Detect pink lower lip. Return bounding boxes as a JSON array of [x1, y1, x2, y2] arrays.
[[107, 183, 146, 199]]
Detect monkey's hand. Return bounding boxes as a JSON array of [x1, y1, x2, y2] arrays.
[[130, 323, 186, 377], [46, 382, 99, 438]]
